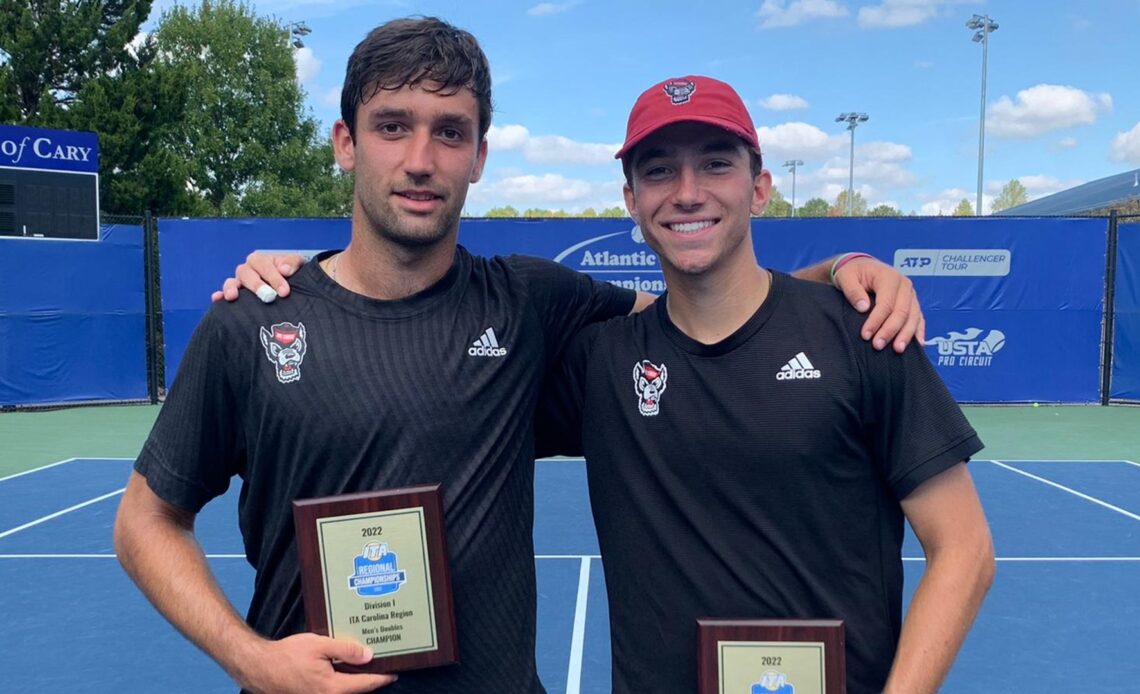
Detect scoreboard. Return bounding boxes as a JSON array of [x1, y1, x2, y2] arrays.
[[0, 125, 100, 241]]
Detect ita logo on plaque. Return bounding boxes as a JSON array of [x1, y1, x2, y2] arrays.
[[698, 619, 845, 694], [293, 485, 457, 673]]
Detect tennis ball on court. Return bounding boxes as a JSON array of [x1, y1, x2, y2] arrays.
[[1032, 402, 1040, 408]]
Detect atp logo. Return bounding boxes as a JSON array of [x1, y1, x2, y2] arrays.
[[925, 328, 1006, 367]]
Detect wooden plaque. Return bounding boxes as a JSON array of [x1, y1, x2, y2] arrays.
[[698, 619, 845, 694], [293, 484, 457, 673]]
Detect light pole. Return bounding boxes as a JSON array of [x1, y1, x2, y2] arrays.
[[835, 113, 869, 216], [967, 13, 998, 215], [285, 21, 312, 49], [783, 160, 804, 217]]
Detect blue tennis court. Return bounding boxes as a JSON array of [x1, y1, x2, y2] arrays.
[[2, 456, 1139, 692]]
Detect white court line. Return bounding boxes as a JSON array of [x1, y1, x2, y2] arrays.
[[1123, 460, 1140, 469], [0, 457, 135, 484], [565, 556, 591, 694], [536, 554, 600, 560], [994, 459, 1132, 463], [0, 489, 125, 539], [989, 460, 1140, 522], [0, 458, 79, 482]]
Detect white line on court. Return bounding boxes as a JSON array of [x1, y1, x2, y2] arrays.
[[0, 457, 136, 484], [536, 554, 601, 560], [988, 460, 1140, 522], [0, 458, 79, 482], [0, 489, 125, 539], [566, 556, 591, 694], [1123, 460, 1140, 469], [993, 459, 1132, 463]]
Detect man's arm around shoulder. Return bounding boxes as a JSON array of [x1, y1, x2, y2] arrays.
[[114, 472, 395, 693], [883, 463, 995, 694]]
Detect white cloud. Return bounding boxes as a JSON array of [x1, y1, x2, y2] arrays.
[[987, 84, 1112, 138], [293, 46, 320, 84], [756, 0, 848, 29], [758, 123, 916, 205], [757, 122, 843, 161], [918, 188, 987, 215], [321, 87, 342, 108], [527, 1, 581, 16], [1016, 175, 1084, 200], [127, 31, 151, 59], [759, 94, 810, 111], [467, 173, 624, 214], [858, 141, 912, 163], [1110, 122, 1140, 164], [487, 124, 531, 151], [487, 124, 621, 165], [1057, 137, 1078, 150], [858, 0, 978, 29]]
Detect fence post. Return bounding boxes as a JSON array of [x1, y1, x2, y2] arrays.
[[1101, 210, 1118, 406], [142, 210, 161, 404]]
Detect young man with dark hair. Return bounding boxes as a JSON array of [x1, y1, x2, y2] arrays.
[[115, 18, 632, 694], [539, 76, 995, 694], [118, 16, 930, 694]]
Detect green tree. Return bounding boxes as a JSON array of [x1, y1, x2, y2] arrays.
[[484, 206, 520, 218], [991, 179, 1028, 213], [578, 207, 597, 218], [762, 186, 792, 218], [219, 143, 353, 217], [0, 0, 153, 124], [952, 199, 974, 216], [62, 33, 200, 214], [798, 197, 829, 217], [598, 206, 627, 218], [867, 204, 902, 217], [829, 189, 867, 217], [153, 0, 323, 211]]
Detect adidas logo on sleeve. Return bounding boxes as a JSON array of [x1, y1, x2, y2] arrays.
[[776, 352, 821, 380], [468, 328, 508, 357]]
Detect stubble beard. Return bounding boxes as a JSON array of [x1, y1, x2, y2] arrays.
[[360, 193, 464, 251]]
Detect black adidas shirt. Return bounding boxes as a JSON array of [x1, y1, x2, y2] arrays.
[[539, 271, 983, 694], [135, 247, 634, 693]]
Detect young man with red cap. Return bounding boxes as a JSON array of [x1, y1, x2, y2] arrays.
[[538, 76, 995, 694]]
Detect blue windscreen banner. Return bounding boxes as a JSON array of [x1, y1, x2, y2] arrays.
[[1111, 222, 1140, 401], [157, 218, 350, 390], [0, 225, 147, 406], [754, 217, 1108, 403], [158, 216, 1108, 402]]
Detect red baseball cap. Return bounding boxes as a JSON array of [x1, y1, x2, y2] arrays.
[[615, 75, 761, 160]]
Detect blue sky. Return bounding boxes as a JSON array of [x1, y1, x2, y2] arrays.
[[152, 0, 1140, 215]]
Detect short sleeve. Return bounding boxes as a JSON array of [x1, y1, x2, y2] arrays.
[[134, 308, 245, 513], [853, 310, 984, 500], [508, 255, 635, 362], [533, 324, 602, 458]]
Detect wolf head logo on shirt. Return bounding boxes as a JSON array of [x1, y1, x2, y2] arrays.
[[633, 360, 668, 416], [259, 321, 307, 384]]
